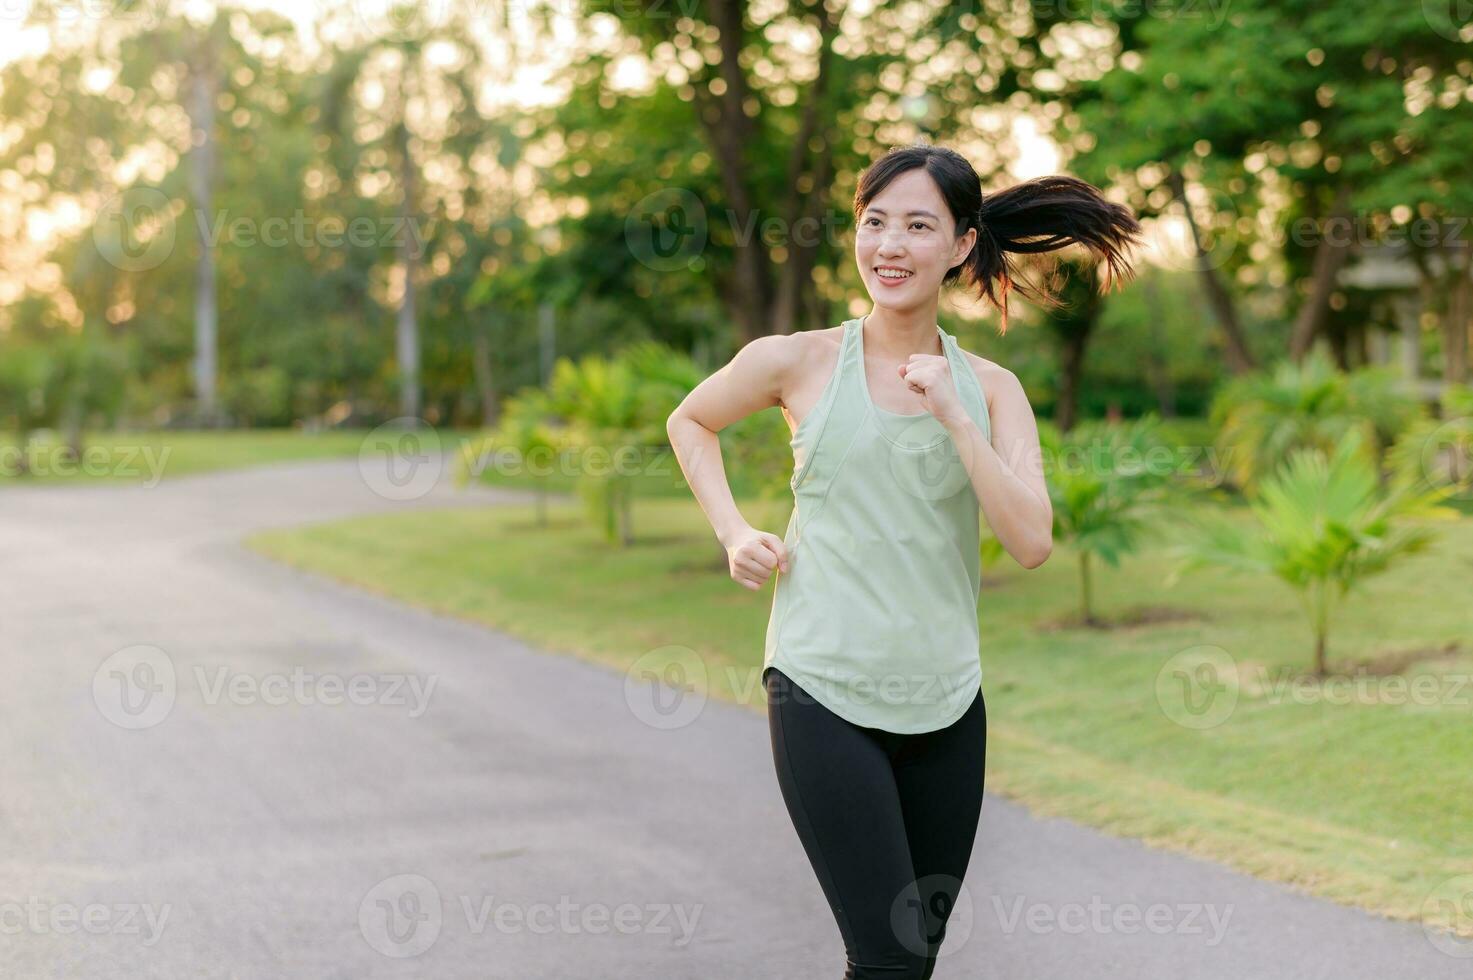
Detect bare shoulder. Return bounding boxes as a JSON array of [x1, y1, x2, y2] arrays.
[[736, 325, 841, 372], [954, 345, 1026, 413], [776, 324, 844, 386], [790, 323, 846, 354]]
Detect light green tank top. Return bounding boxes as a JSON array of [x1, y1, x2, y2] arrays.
[[763, 315, 991, 734]]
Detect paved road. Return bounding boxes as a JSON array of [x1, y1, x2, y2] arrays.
[[0, 458, 1465, 978]]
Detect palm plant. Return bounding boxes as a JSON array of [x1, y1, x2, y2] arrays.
[[1167, 427, 1461, 675], [1209, 348, 1377, 495], [545, 349, 672, 546], [1385, 384, 1473, 498], [454, 387, 562, 527], [1037, 414, 1181, 625]]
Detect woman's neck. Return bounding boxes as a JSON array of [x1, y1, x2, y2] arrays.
[[862, 304, 943, 359]]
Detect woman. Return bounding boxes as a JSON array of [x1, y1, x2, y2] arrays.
[[666, 143, 1141, 978]]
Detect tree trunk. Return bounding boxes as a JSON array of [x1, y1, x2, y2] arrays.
[[1444, 252, 1471, 385], [396, 117, 420, 420], [771, 5, 840, 337], [188, 32, 219, 425], [1141, 271, 1176, 416], [1079, 550, 1093, 625], [1166, 169, 1255, 374], [1289, 184, 1355, 364], [472, 325, 498, 428], [1055, 325, 1088, 432]]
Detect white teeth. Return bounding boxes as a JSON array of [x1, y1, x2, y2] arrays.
[[877, 269, 912, 279]]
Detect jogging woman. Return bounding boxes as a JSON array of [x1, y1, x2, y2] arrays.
[[666, 143, 1142, 978]]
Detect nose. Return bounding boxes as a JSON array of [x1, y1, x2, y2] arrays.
[[876, 229, 906, 256]]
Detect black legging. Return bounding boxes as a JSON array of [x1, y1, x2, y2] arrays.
[[764, 665, 987, 979]]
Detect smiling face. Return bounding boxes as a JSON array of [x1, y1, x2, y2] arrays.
[[855, 167, 977, 313]]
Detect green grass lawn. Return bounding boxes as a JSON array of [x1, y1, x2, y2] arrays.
[[247, 492, 1473, 936], [0, 429, 387, 484]]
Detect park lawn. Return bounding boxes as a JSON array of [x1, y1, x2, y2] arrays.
[[247, 494, 1473, 936], [0, 429, 380, 484]]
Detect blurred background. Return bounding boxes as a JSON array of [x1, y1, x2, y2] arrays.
[[3, 0, 1473, 971]]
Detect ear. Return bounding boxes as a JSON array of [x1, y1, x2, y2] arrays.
[[951, 226, 978, 271]]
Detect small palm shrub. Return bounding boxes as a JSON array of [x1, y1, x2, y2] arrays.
[[1168, 426, 1461, 675]]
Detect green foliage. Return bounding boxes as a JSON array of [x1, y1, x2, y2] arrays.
[[461, 341, 705, 545], [1039, 414, 1182, 622], [1384, 384, 1473, 497], [1209, 349, 1424, 494], [221, 366, 293, 428], [1168, 427, 1461, 674]]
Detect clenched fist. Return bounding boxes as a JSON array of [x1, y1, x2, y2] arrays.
[[723, 525, 790, 591]]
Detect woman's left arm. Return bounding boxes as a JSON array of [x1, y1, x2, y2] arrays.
[[938, 365, 1053, 569]]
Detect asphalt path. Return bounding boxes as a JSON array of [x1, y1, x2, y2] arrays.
[[0, 457, 1465, 978]]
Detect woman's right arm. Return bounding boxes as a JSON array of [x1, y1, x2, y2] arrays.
[[665, 334, 795, 591]]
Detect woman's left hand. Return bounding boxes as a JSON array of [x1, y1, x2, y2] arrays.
[[898, 355, 965, 427]]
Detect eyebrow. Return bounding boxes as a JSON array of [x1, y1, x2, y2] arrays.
[[865, 208, 939, 220]]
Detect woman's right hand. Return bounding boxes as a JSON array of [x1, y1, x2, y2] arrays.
[[723, 525, 790, 591]]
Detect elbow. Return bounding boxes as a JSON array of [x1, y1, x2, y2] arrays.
[[1018, 533, 1053, 570]]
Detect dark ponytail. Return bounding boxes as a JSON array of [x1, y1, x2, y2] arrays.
[[854, 145, 1144, 335]]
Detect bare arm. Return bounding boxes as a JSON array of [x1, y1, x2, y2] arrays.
[[665, 335, 794, 590], [940, 366, 1053, 569]]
